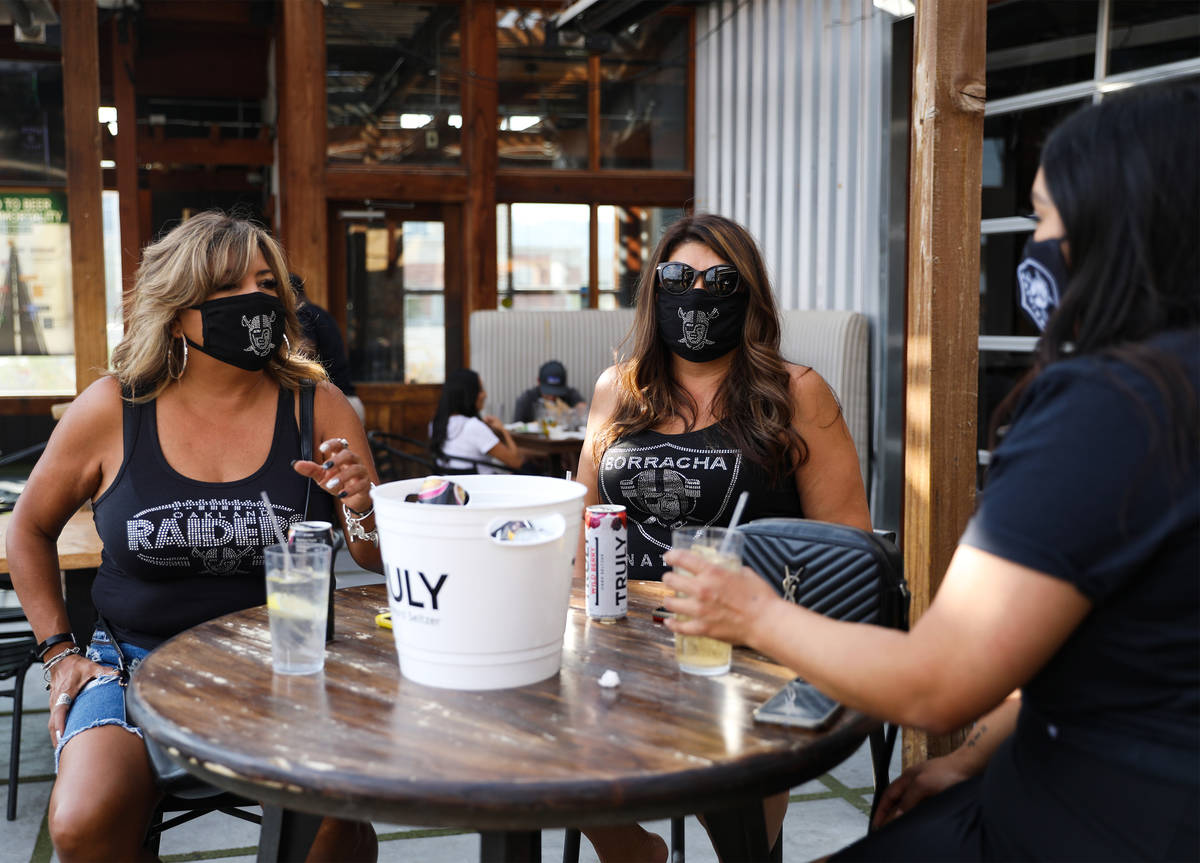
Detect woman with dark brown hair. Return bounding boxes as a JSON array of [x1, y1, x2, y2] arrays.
[[574, 212, 871, 861]]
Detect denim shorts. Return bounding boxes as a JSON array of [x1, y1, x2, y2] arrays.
[[54, 628, 150, 772]]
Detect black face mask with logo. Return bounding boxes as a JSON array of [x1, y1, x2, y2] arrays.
[[1016, 235, 1070, 331], [186, 293, 286, 372], [655, 290, 748, 363]]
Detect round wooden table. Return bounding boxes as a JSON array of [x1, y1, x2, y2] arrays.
[[128, 582, 877, 861]]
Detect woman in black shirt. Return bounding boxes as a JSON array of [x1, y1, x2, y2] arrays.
[[9, 212, 381, 862], [575, 213, 871, 860], [665, 83, 1200, 862]]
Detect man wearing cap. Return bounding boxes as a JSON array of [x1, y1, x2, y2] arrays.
[[513, 360, 587, 423]]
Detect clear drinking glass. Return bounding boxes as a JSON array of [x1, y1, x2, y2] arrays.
[[670, 526, 744, 676], [264, 543, 332, 675]]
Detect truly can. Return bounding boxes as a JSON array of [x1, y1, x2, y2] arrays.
[[288, 520, 336, 642], [585, 504, 628, 620]]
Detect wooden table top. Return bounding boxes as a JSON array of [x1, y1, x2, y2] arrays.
[[510, 430, 585, 453], [128, 581, 877, 830], [0, 507, 103, 575]]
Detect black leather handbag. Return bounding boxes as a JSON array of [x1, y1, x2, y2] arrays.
[[736, 517, 910, 820]]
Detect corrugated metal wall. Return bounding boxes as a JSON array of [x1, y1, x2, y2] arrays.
[[693, 0, 899, 523], [694, 0, 890, 312]]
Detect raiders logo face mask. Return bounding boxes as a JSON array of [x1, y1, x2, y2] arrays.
[[185, 292, 286, 372], [1016, 235, 1069, 331], [655, 289, 748, 363]]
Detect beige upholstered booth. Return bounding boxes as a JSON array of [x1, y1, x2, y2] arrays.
[[468, 309, 871, 486]]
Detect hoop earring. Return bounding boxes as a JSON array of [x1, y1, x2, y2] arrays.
[[168, 334, 188, 381], [282, 334, 291, 356]]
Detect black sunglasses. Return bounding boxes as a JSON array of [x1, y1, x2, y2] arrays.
[[655, 262, 742, 297]]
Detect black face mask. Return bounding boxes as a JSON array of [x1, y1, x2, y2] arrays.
[[1016, 235, 1069, 331], [186, 293, 286, 372], [655, 289, 748, 363]]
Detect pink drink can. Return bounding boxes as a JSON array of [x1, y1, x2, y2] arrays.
[[585, 504, 628, 619]]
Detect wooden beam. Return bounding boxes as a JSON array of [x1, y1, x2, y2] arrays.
[[462, 0, 499, 336], [136, 132, 274, 167], [62, 0, 108, 393], [110, 15, 140, 305], [902, 0, 987, 766], [496, 171, 693, 206], [326, 167, 470, 203], [277, 0, 329, 307]]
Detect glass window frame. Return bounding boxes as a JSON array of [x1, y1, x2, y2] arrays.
[[978, 0, 1200, 468]]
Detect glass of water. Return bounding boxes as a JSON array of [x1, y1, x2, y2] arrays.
[[670, 527, 744, 676], [264, 543, 332, 675]]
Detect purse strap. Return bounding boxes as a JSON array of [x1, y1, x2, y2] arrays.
[[299, 380, 315, 520]]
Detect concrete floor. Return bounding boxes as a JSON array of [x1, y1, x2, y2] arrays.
[[1, 553, 899, 863]]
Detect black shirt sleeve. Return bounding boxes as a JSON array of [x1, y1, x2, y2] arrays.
[[961, 359, 1191, 601]]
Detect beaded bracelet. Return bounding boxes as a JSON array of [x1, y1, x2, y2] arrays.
[[35, 632, 75, 660]]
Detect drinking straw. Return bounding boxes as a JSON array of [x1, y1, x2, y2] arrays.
[[719, 491, 750, 556], [564, 470, 572, 482], [260, 490, 291, 572]]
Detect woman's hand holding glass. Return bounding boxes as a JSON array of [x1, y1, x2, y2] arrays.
[[292, 436, 374, 515], [661, 548, 782, 648]]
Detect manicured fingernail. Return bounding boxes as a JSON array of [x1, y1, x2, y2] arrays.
[[322, 460, 334, 469], [338, 491, 348, 499], [325, 478, 340, 490]]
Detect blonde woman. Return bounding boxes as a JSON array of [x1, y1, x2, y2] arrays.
[[8, 212, 380, 862], [575, 213, 870, 862]]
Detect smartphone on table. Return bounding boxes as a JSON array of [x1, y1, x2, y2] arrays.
[[753, 678, 843, 730]]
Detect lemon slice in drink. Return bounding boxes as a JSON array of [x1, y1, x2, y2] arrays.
[[266, 593, 321, 619]]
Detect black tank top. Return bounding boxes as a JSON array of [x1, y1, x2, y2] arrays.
[[597, 422, 802, 580], [91, 387, 334, 648]]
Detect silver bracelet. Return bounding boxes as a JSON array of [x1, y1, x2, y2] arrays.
[[42, 646, 82, 688], [343, 483, 378, 544]]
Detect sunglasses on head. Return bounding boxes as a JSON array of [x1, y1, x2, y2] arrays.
[[655, 261, 742, 297]]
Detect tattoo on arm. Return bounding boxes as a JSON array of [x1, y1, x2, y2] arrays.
[[965, 723, 988, 748]]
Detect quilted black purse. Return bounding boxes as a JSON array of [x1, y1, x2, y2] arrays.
[[736, 517, 910, 819]]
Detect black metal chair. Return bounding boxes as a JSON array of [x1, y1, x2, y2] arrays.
[[0, 627, 37, 821], [367, 430, 442, 482]]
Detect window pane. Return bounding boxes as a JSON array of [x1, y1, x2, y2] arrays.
[[326, 2, 462, 166], [497, 7, 588, 169], [1109, 1, 1200, 75], [987, 1, 1098, 101], [596, 205, 684, 309], [497, 203, 588, 310], [599, 12, 689, 170], [346, 219, 445, 383], [981, 99, 1088, 221], [0, 192, 74, 396], [0, 60, 65, 185]]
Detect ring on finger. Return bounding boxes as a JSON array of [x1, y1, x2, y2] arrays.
[[339, 437, 350, 449], [55, 692, 74, 707]]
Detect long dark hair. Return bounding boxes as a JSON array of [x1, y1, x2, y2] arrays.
[[992, 83, 1200, 464], [597, 213, 808, 476], [430, 369, 483, 454]]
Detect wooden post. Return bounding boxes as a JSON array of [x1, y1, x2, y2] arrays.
[[277, 0, 329, 307], [62, 0, 108, 392], [111, 14, 140, 306], [462, 0, 498, 364], [902, 0, 986, 765]]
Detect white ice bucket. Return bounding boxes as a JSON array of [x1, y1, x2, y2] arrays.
[[371, 475, 586, 690]]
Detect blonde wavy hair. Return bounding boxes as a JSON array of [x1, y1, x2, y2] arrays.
[[110, 211, 326, 401]]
